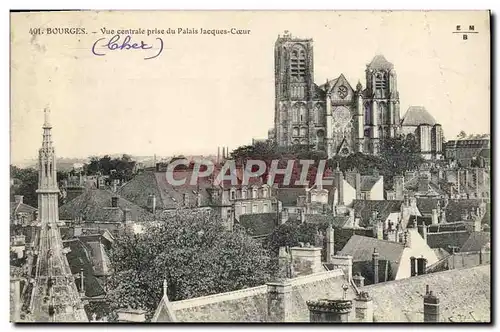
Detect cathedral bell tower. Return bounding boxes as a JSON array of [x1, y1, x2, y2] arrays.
[[363, 55, 401, 154], [30, 108, 88, 322], [274, 31, 315, 147]]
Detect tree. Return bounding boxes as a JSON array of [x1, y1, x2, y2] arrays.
[[106, 210, 276, 320], [10, 166, 38, 207], [457, 130, 467, 139]]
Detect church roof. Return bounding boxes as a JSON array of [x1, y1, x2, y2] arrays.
[[367, 55, 394, 70], [401, 106, 437, 126]]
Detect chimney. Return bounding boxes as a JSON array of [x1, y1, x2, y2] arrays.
[[352, 273, 365, 288], [457, 169, 461, 195], [152, 194, 156, 214], [410, 256, 417, 277], [335, 169, 344, 205], [183, 193, 189, 207], [416, 256, 427, 275], [300, 209, 306, 223], [111, 196, 119, 208], [326, 224, 334, 263], [403, 230, 411, 248], [217, 147, 220, 164], [431, 209, 438, 225], [403, 194, 409, 206], [423, 287, 440, 322], [14, 195, 23, 204], [196, 191, 202, 207], [372, 249, 379, 284], [116, 308, 147, 322], [280, 208, 289, 224], [393, 176, 404, 201], [123, 208, 132, 222], [79, 268, 85, 297], [290, 246, 323, 276], [354, 291, 374, 322], [266, 281, 292, 322], [330, 255, 353, 282], [307, 298, 353, 322]]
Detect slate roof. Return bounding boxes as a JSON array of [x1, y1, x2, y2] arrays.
[[338, 235, 405, 265], [276, 188, 306, 207], [345, 175, 381, 192], [153, 269, 356, 322], [416, 198, 440, 216], [426, 230, 472, 251], [460, 232, 490, 252], [445, 199, 484, 223], [239, 213, 278, 237], [401, 106, 437, 126], [63, 239, 107, 298], [59, 189, 155, 222], [118, 170, 214, 210], [351, 200, 402, 226], [10, 201, 37, 221], [367, 55, 394, 70], [362, 265, 491, 322]]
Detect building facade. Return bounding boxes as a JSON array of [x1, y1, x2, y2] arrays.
[[273, 31, 401, 157]]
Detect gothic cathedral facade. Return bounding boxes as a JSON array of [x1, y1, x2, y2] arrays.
[[273, 31, 401, 157]]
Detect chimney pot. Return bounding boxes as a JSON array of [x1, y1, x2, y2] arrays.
[[14, 195, 24, 204], [306, 299, 353, 322]]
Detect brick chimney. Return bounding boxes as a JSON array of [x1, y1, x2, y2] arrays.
[[410, 256, 417, 277], [116, 308, 147, 322], [352, 273, 365, 288], [423, 286, 440, 322], [372, 249, 379, 284], [393, 176, 404, 201], [266, 281, 292, 322], [354, 291, 373, 322], [14, 195, 24, 204], [416, 257, 427, 275], [111, 196, 119, 208], [307, 299, 353, 322]]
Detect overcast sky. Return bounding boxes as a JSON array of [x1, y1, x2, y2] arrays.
[[11, 11, 490, 163]]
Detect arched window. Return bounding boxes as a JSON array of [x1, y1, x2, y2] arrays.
[[314, 104, 323, 125], [292, 105, 299, 123], [299, 105, 307, 122], [375, 72, 387, 90], [290, 45, 307, 80], [280, 105, 288, 122], [293, 127, 299, 136], [300, 127, 307, 137], [364, 103, 371, 124]]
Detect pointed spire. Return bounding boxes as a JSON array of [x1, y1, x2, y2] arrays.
[[43, 106, 52, 128]]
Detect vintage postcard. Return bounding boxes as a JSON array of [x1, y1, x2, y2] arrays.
[[10, 10, 491, 323]]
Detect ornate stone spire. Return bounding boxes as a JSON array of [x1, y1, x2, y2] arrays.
[[29, 108, 88, 322]]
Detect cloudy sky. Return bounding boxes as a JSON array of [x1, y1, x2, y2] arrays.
[[11, 11, 490, 163]]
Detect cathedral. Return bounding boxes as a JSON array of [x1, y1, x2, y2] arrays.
[[270, 31, 442, 159]]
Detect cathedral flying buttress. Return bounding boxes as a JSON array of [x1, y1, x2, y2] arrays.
[[273, 31, 401, 157]]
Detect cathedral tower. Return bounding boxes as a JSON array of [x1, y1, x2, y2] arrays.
[[30, 108, 88, 322], [274, 31, 315, 147], [363, 55, 401, 154]]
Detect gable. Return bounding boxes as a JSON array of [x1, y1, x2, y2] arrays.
[[328, 74, 355, 103]]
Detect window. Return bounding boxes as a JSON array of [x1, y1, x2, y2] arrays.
[[300, 127, 307, 137], [230, 190, 235, 200], [241, 189, 247, 199], [252, 188, 258, 199], [262, 188, 268, 198], [293, 127, 299, 136], [292, 105, 299, 123], [252, 204, 258, 213], [290, 46, 306, 80], [242, 205, 247, 214], [299, 105, 306, 122], [263, 204, 269, 213], [375, 72, 387, 90]]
